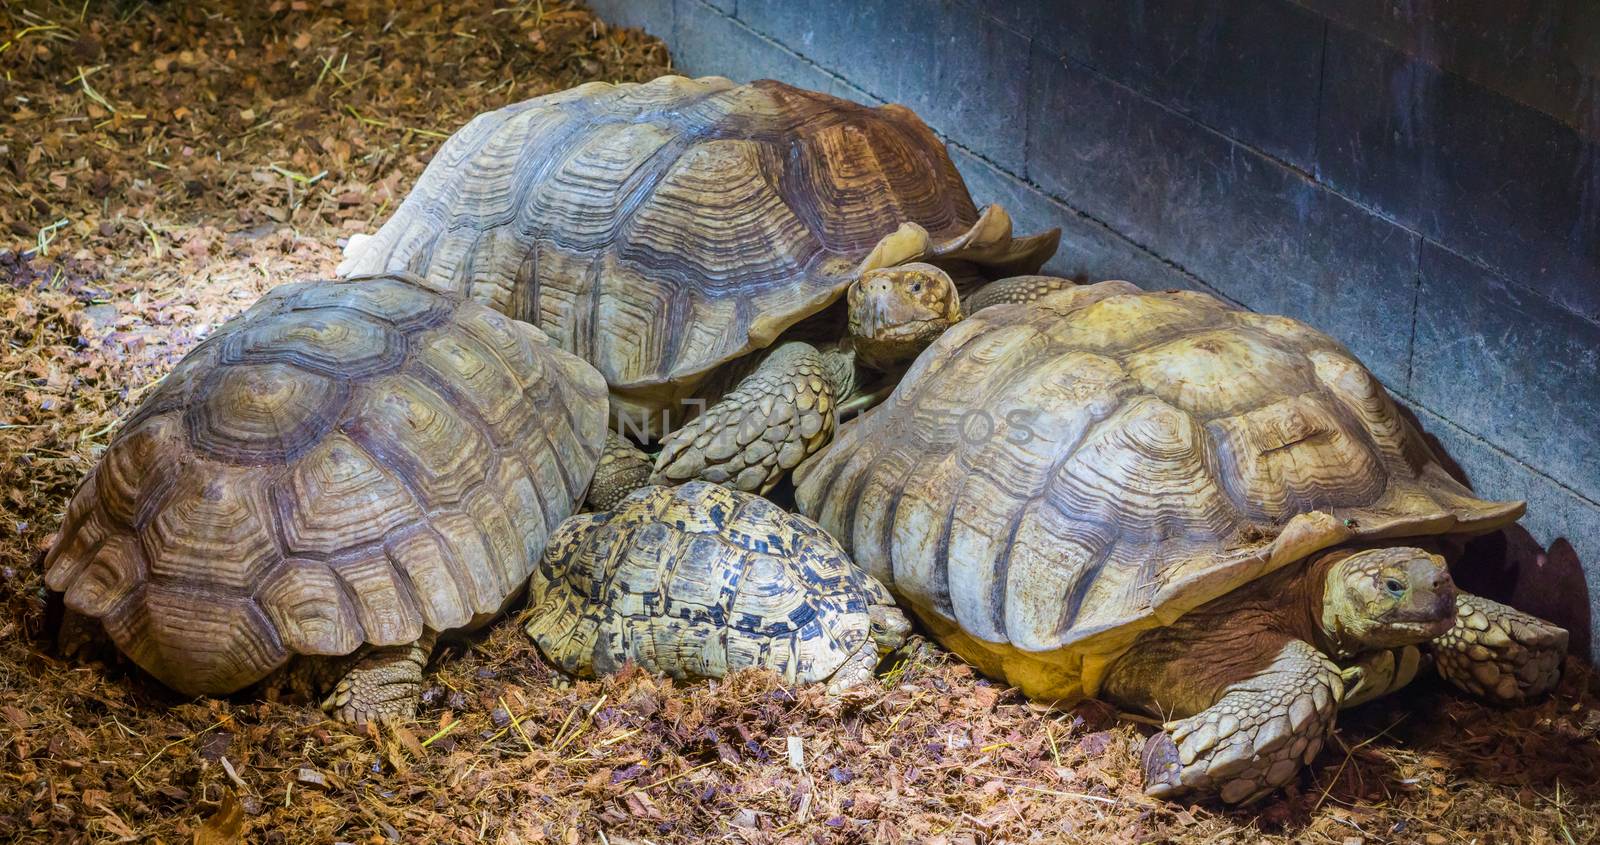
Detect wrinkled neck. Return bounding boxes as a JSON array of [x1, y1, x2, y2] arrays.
[[821, 345, 858, 399], [1306, 551, 1361, 660]]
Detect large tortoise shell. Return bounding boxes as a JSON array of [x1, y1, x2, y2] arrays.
[[337, 75, 985, 406], [524, 481, 890, 685], [795, 281, 1523, 701], [44, 274, 609, 695]]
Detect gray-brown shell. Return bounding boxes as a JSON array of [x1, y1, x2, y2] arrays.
[[44, 274, 610, 696], [337, 75, 1052, 430], [796, 281, 1523, 702], [524, 481, 893, 685]]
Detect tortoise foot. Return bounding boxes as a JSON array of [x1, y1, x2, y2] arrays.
[[1433, 593, 1566, 703], [1141, 641, 1348, 805], [652, 342, 837, 495], [321, 633, 435, 724]]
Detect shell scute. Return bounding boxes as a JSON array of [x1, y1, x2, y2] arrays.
[[62, 534, 146, 618], [186, 362, 349, 464], [220, 308, 408, 378], [141, 466, 281, 593], [258, 559, 364, 656], [342, 372, 496, 507], [279, 434, 420, 557]]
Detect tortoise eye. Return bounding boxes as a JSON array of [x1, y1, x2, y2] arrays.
[[1383, 578, 1406, 596]]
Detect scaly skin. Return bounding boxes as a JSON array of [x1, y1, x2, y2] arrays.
[[652, 342, 844, 494], [320, 631, 437, 724], [1431, 593, 1567, 702], [588, 432, 653, 511], [825, 602, 912, 693], [1140, 639, 1354, 804], [1338, 645, 1426, 708], [1104, 547, 1477, 804], [652, 268, 1071, 494]]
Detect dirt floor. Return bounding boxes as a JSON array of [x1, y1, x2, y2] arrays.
[[2, 2, 1598, 843]]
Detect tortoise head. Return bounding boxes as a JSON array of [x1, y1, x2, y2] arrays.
[[1318, 547, 1457, 654], [847, 262, 961, 371], [869, 603, 912, 653]]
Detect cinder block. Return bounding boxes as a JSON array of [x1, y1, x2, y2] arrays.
[[984, 0, 1325, 169], [1294, 0, 1599, 138], [1410, 242, 1600, 505], [1318, 27, 1600, 321], [1026, 43, 1420, 386], [950, 147, 1206, 295], [734, 0, 1032, 173], [670, 0, 843, 93], [1408, 401, 1600, 661]]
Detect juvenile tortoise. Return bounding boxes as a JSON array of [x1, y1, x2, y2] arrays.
[[523, 481, 910, 691], [45, 274, 613, 723], [338, 74, 1067, 494], [795, 280, 1567, 803]]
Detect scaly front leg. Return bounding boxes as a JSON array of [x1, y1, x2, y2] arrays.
[[652, 342, 841, 494], [321, 631, 437, 724], [1126, 639, 1355, 804], [1430, 592, 1566, 702]]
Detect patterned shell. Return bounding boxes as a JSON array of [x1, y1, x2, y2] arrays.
[[795, 281, 1524, 701], [524, 481, 890, 685], [44, 274, 610, 696], [336, 75, 983, 407]]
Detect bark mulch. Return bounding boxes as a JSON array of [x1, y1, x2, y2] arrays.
[[2, 2, 1597, 842]]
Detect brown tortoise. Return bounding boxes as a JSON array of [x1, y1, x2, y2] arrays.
[[338, 75, 1067, 494], [44, 274, 612, 722], [796, 280, 1568, 803]]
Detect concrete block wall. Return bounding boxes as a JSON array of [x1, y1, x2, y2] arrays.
[[588, 0, 1600, 657]]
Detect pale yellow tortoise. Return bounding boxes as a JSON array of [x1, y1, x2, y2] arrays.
[[524, 481, 910, 691], [337, 74, 1068, 495], [796, 279, 1567, 804]]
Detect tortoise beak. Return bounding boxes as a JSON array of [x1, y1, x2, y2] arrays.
[[852, 279, 937, 337]]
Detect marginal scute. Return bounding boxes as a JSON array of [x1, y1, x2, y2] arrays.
[[94, 414, 186, 528], [258, 559, 365, 655], [328, 552, 425, 646], [62, 534, 146, 617], [795, 282, 1525, 704], [43, 505, 111, 593], [104, 586, 289, 696], [48, 274, 608, 696], [385, 528, 473, 632]]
